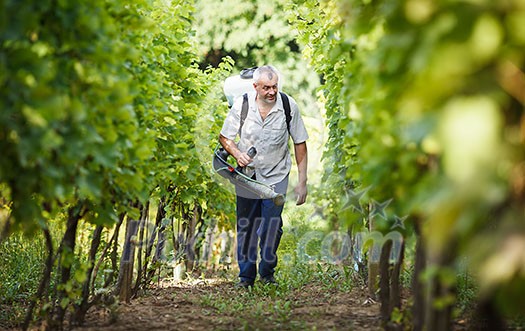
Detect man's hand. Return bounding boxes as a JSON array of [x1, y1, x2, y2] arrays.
[[295, 182, 307, 205], [236, 152, 253, 168]]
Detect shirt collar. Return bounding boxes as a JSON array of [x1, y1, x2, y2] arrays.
[[248, 91, 284, 112]]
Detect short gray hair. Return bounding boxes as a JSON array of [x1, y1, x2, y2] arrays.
[[253, 65, 280, 83]]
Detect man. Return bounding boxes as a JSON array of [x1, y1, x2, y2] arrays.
[[219, 65, 308, 288]]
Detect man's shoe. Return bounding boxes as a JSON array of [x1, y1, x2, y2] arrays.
[[261, 276, 279, 286], [235, 280, 254, 289]]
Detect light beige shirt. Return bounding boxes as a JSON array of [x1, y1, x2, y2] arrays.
[[220, 91, 309, 186]]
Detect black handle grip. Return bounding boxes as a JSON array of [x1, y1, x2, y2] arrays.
[[246, 146, 257, 158]]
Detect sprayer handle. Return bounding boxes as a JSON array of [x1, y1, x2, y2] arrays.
[[246, 146, 257, 158]]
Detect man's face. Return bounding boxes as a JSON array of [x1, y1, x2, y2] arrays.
[[254, 73, 279, 105]]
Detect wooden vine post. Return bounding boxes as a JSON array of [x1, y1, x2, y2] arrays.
[[117, 217, 139, 303], [368, 202, 379, 299]]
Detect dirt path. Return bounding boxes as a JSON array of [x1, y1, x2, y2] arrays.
[[78, 278, 382, 331]]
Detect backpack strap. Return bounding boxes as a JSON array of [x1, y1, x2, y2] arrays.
[[239, 92, 292, 137], [280, 92, 292, 134], [239, 93, 249, 137]]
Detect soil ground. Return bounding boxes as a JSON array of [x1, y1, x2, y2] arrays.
[[5, 274, 522, 331], [78, 277, 383, 331]]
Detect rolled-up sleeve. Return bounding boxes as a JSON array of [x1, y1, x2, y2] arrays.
[[288, 96, 309, 144], [220, 97, 242, 140]]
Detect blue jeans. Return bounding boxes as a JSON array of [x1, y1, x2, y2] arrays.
[[236, 196, 285, 283]]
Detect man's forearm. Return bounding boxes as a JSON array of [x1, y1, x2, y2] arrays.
[[294, 142, 308, 205], [294, 142, 308, 183], [219, 134, 253, 167], [219, 134, 241, 159]]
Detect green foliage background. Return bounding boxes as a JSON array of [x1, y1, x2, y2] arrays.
[[0, 0, 236, 234], [0, 0, 234, 326], [290, 0, 525, 318]]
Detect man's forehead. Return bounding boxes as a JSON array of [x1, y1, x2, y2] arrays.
[[257, 75, 279, 85]]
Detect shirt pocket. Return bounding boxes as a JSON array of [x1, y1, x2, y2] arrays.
[[268, 120, 287, 146]]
